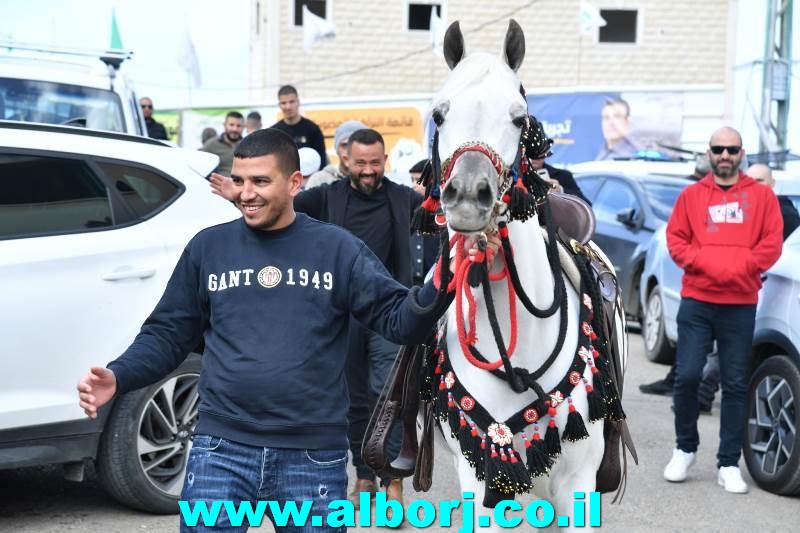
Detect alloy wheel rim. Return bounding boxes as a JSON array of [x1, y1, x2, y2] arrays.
[[748, 374, 796, 476], [137, 373, 200, 497], [644, 293, 662, 351]]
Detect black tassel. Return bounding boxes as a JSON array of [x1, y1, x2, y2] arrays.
[[485, 445, 514, 495], [507, 449, 532, 494], [587, 385, 606, 422], [605, 392, 626, 422], [509, 181, 536, 221], [411, 204, 440, 235], [475, 436, 487, 481], [447, 396, 460, 437], [434, 381, 449, 422], [459, 423, 482, 467], [544, 419, 561, 457], [524, 433, 552, 478], [563, 401, 590, 442], [590, 367, 607, 401]]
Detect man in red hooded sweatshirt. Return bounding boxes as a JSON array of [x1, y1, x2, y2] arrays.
[[662, 126, 783, 493]]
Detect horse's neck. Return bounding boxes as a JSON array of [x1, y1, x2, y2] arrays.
[[445, 215, 578, 419]]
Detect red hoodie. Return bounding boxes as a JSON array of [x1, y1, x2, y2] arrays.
[[667, 172, 783, 304]]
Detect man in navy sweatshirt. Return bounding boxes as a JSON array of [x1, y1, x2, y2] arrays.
[[76, 129, 452, 532]]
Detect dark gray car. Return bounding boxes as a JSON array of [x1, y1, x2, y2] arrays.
[[574, 172, 693, 321]]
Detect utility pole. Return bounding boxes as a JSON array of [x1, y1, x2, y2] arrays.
[[760, 0, 793, 168]]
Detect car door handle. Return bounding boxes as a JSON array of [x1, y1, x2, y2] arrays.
[[102, 268, 156, 281]]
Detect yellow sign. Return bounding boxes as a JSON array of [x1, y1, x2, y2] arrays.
[[289, 107, 425, 170]]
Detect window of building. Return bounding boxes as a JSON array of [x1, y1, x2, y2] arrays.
[[598, 9, 638, 44], [96, 162, 181, 221], [294, 0, 327, 26], [0, 153, 113, 239], [407, 2, 442, 31]]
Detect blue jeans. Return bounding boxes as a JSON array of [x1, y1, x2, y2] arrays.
[[345, 323, 402, 482], [673, 298, 756, 467], [179, 435, 347, 532]]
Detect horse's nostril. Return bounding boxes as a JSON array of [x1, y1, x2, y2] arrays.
[[442, 179, 459, 205], [476, 181, 493, 208]]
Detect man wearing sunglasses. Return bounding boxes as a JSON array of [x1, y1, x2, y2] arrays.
[[140, 97, 168, 140], [662, 126, 783, 494]]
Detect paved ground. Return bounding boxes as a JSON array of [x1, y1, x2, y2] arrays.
[[0, 332, 796, 532]]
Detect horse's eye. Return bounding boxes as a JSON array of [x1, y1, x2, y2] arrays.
[[512, 116, 525, 128], [433, 110, 445, 127]]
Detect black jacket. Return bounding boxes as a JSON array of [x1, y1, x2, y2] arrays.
[[778, 195, 800, 240], [544, 163, 591, 205], [145, 118, 168, 140], [294, 178, 423, 286]]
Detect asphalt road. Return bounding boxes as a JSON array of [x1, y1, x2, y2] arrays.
[[0, 332, 796, 532]]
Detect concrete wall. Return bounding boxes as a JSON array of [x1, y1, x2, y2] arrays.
[[249, 0, 731, 103]]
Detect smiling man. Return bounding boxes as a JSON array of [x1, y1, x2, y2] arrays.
[[663, 126, 783, 494], [77, 129, 451, 532], [293, 128, 423, 507]]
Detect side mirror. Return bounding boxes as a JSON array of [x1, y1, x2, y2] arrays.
[[615, 207, 641, 229]]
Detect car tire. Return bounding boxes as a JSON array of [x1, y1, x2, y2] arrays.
[[744, 355, 800, 496], [642, 286, 675, 364], [96, 354, 201, 513]]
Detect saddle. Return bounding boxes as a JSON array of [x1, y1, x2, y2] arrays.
[[363, 194, 637, 497]]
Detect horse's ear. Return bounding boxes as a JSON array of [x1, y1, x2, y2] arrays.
[[503, 19, 525, 72], [443, 21, 465, 70]]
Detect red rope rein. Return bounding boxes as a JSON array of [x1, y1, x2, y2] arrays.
[[434, 234, 519, 371]]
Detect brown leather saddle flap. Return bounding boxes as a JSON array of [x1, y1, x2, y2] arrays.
[[549, 192, 596, 245]]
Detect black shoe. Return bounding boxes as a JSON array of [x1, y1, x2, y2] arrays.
[[699, 403, 712, 414], [639, 378, 674, 396]]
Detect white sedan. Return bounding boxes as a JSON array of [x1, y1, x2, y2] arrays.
[[0, 121, 239, 512]]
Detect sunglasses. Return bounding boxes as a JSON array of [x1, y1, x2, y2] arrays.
[[141, 104, 153, 109], [709, 145, 741, 155]]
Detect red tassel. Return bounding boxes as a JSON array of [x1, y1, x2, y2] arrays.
[[421, 196, 440, 212]]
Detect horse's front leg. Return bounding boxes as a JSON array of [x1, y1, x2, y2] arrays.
[[537, 421, 605, 531]]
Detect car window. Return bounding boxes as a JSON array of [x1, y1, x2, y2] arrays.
[[642, 181, 688, 220], [0, 153, 113, 239], [593, 179, 640, 223], [0, 77, 125, 132], [575, 176, 604, 200], [96, 161, 180, 219]]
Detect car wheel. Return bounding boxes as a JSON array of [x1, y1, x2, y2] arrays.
[[643, 285, 675, 364], [96, 354, 201, 513], [744, 355, 800, 495]]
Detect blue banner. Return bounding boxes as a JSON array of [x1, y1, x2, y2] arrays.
[[526, 92, 619, 165]]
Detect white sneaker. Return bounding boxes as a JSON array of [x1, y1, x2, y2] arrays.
[[663, 448, 696, 482], [718, 466, 749, 494]]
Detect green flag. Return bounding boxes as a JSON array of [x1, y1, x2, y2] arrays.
[[110, 8, 123, 49]]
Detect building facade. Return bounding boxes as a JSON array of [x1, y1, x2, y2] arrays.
[[249, 0, 734, 102]]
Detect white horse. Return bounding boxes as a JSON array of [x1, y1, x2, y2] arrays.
[[424, 20, 629, 531]]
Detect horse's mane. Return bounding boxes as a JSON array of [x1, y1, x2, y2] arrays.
[[432, 52, 521, 109]]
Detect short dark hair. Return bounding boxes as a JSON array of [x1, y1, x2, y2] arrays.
[[225, 111, 244, 121], [278, 85, 298, 98], [409, 159, 428, 174], [347, 128, 385, 151], [234, 128, 300, 177], [603, 97, 630, 117], [246, 111, 262, 121]]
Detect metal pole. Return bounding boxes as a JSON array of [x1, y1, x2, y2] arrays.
[[760, 0, 777, 156], [776, 0, 793, 168]]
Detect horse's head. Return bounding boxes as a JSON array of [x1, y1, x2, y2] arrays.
[[433, 20, 527, 234]]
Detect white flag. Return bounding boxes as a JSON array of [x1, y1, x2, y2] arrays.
[[303, 5, 336, 53], [578, 0, 606, 36], [430, 8, 445, 56], [177, 28, 202, 87]]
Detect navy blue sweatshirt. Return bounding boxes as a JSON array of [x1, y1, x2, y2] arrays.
[[107, 214, 448, 450]]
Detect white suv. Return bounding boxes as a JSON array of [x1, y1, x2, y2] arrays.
[[0, 121, 238, 512], [0, 43, 147, 136]]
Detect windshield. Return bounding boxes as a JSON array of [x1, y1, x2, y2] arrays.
[[0, 77, 125, 132], [642, 181, 688, 220]]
